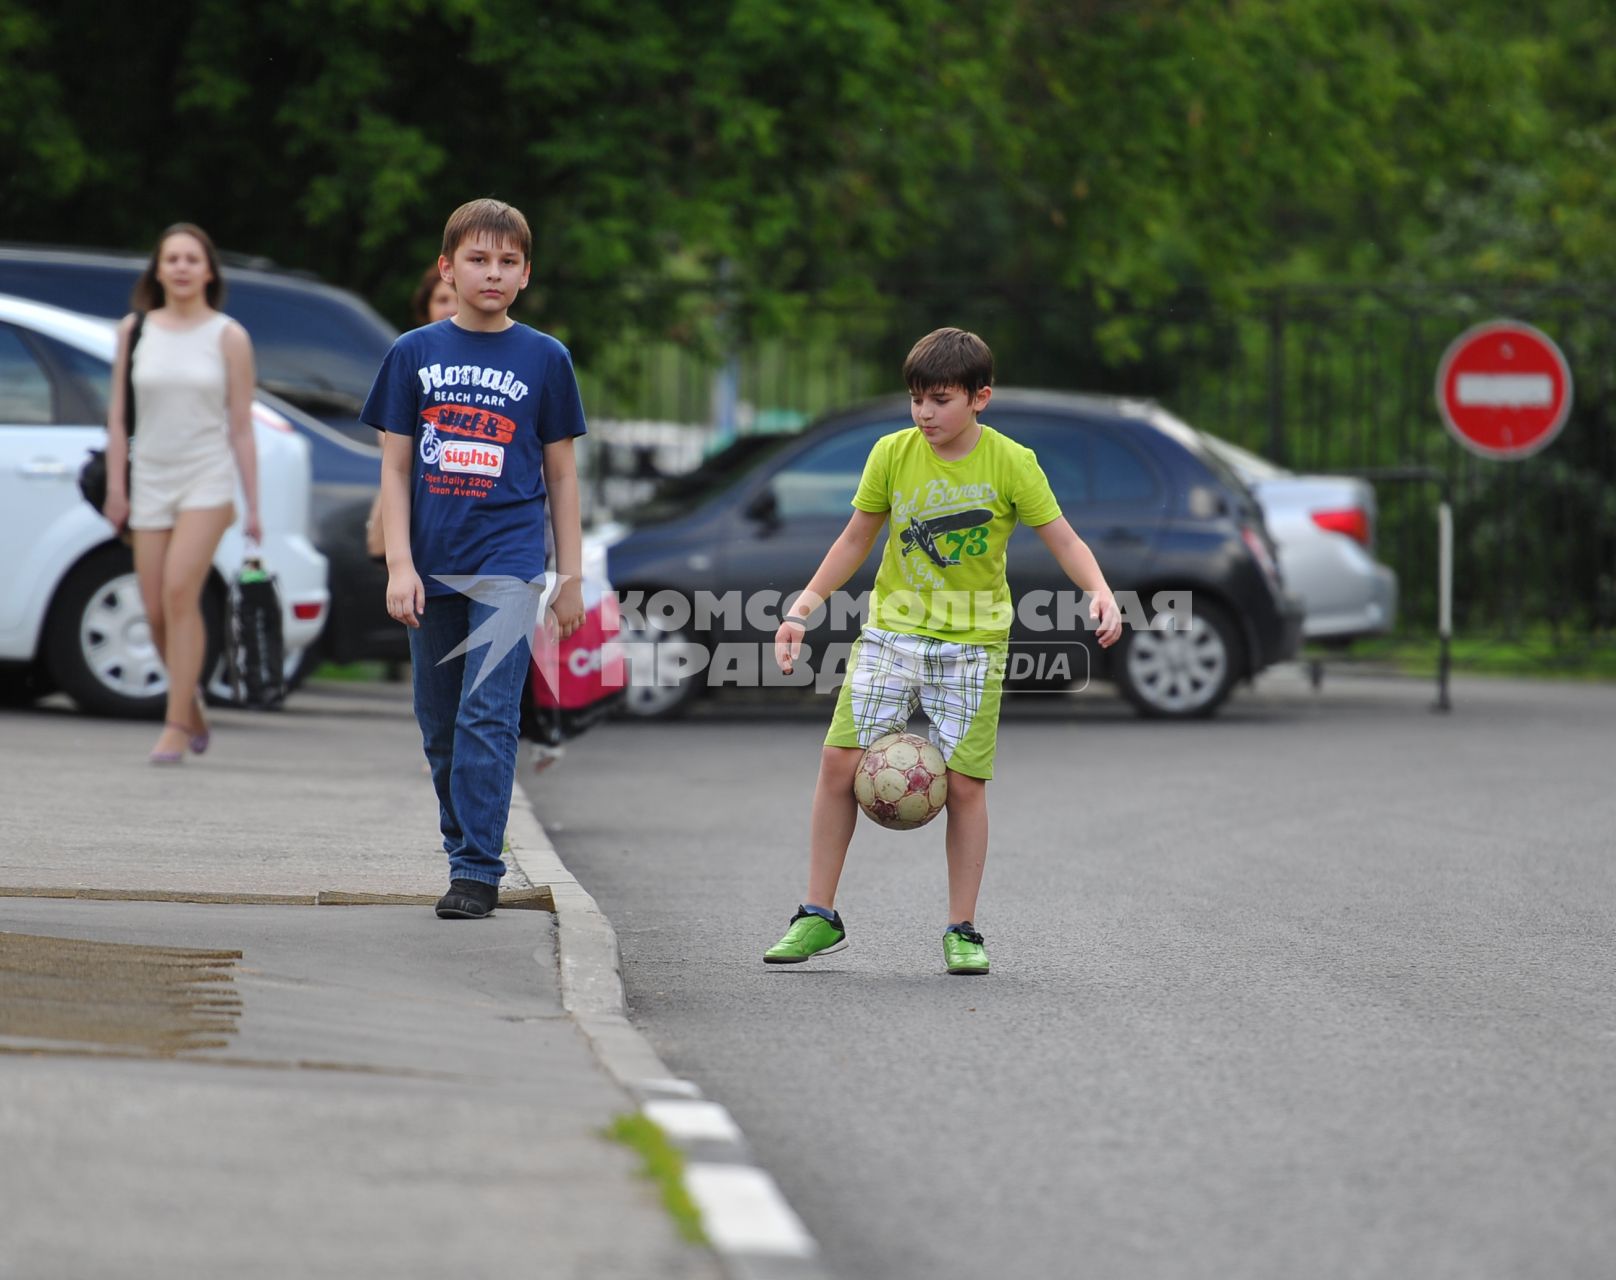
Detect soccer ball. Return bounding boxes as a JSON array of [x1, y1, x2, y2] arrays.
[[853, 732, 949, 830]]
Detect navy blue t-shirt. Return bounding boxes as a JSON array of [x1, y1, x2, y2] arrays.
[[361, 319, 587, 595]]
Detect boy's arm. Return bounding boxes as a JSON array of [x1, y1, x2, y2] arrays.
[[1031, 516, 1123, 648], [775, 508, 888, 674], [542, 436, 585, 640], [381, 432, 425, 629]]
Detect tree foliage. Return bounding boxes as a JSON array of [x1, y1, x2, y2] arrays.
[[1, 0, 1613, 352]]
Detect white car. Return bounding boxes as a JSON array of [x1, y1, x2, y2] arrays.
[[1200, 434, 1397, 642], [0, 294, 329, 715]]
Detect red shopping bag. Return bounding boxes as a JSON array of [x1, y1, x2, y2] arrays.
[[526, 578, 622, 742]]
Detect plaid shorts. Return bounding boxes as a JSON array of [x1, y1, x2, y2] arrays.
[[825, 627, 1008, 779]]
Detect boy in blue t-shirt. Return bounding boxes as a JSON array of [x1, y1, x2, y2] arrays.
[[362, 198, 587, 920]]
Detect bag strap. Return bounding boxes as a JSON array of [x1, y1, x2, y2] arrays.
[[125, 311, 146, 440]]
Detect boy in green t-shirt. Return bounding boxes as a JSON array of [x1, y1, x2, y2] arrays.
[[764, 327, 1123, 975]]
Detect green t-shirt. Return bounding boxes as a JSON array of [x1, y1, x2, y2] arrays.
[[851, 423, 1062, 643]]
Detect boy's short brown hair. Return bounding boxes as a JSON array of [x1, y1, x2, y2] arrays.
[[903, 327, 994, 396], [441, 198, 532, 262]]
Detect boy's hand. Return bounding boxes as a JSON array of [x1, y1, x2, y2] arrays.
[[386, 567, 426, 629], [774, 618, 807, 674], [1090, 591, 1123, 648], [549, 577, 586, 641]]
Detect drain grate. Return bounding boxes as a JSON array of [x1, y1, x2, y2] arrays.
[[0, 932, 242, 1056]]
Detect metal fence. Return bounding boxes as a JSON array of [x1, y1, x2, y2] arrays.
[[574, 285, 1616, 646], [1166, 287, 1616, 646]]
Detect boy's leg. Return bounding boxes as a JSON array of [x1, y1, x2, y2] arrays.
[[919, 641, 1004, 972], [943, 771, 989, 923], [766, 630, 915, 963], [817, 628, 920, 904], [764, 745, 863, 964], [408, 593, 469, 864], [444, 589, 536, 887], [806, 745, 865, 908]]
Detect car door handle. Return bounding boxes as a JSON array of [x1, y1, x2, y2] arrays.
[[18, 459, 74, 480], [1100, 527, 1144, 544]]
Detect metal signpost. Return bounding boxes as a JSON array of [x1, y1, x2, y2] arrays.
[[1431, 319, 1575, 711]]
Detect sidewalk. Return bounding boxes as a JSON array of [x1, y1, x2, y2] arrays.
[[0, 683, 726, 1280]]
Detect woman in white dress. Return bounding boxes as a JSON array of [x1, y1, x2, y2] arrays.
[[102, 224, 260, 764]]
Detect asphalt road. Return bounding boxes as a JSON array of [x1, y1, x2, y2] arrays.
[[521, 669, 1616, 1280]]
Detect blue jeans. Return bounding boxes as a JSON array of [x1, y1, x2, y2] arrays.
[[408, 591, 532, 886]]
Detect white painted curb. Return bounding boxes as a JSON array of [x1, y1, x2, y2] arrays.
[[506, 788, 836, 1280]]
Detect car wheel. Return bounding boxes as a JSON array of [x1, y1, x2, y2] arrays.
[[45, 546, 225, 719], [1114, 600, 1242, 719], [45, 546, 169, 718], [613, 612, 703, 720]]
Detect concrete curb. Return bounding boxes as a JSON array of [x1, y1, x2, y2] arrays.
[[506, 787, 836, 1280], [0, 885, 555, 909]]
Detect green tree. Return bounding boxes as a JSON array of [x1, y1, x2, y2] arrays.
[[3, 0, 1614, 356]]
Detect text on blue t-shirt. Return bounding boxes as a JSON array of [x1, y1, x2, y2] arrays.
[[361, 319, 587, 595]]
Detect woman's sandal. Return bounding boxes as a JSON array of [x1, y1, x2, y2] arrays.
[[188, 696, 211, 755], [149, 721, 193, 766]]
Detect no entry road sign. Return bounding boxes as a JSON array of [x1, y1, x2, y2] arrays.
[[1436, 320, 1572, 459]]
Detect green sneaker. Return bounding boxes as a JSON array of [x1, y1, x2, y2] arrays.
[[943, 923, 989, 975], [764, 906, 848, 964]]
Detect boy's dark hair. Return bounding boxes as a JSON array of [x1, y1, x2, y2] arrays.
[[442, 198, 532, 262], [131, 223, 226, 313], [903, 327, 994, 396]]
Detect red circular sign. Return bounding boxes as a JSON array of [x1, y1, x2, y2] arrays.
[[1436, 320, 1572, 459]]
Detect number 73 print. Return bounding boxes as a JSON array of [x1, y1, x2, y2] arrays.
[[899, 509, 993, 568]]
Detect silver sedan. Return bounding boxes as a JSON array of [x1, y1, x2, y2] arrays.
[[1202, 434, 1397, 642]]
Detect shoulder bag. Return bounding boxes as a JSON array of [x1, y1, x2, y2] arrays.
[[78, 312, 146, 517]]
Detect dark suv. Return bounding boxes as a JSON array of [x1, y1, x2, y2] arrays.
[[0, 244, 402, 665], [601, 390, 1303, 719]]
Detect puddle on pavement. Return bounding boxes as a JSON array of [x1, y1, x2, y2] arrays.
[[0, 931, 242, 1056]]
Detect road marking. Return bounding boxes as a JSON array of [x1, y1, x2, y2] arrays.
[[643, 1099, 742, 1143], [641, 1077, 703, 1098], [684, 1163, 818, 1256]]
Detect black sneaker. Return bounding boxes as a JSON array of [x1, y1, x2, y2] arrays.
[[435, 879, 500, 919]]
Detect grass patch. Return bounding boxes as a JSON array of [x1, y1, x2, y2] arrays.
[[606, 1113, 707, 1245], [1319, 632, 1616, 681], [308, 660, 397, 683]]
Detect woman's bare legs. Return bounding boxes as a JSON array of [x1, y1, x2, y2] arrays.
[[145, 505, 233, 756], [132, 528, 172, 663]]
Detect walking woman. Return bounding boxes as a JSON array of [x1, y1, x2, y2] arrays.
[[101, 223, 260, 764]]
